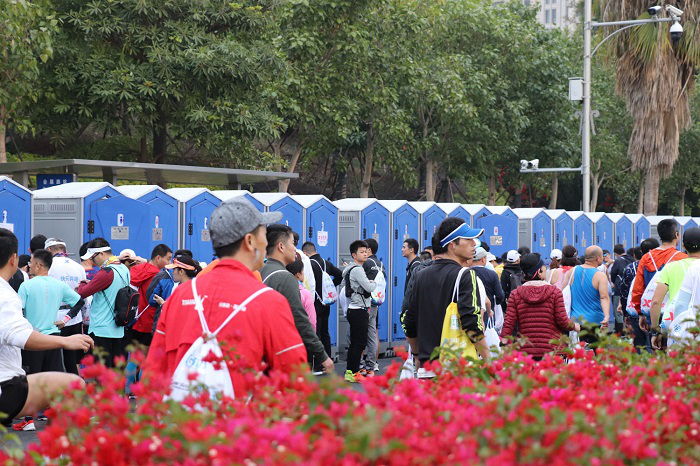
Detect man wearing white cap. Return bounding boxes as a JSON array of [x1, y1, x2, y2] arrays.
[[404, 217, 491, 366], [471, 247, 505, 325], [45, 238, 87, 376]]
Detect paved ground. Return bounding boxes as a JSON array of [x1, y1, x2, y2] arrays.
[[3, 356, 402, 451]]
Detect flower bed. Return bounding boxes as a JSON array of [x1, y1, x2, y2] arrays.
[[3, 341, 700, 464]]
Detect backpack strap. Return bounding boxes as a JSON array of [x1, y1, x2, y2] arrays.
[[451, 267, 469, 302], [262, 269, 286, 284], [190, 277, 272, 338], [649, 253, 659, 272], [310, 258, 326, 273]]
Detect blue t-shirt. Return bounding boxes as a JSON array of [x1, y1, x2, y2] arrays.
[[570, 266, 605, 325], [18, 276, 81, 335]]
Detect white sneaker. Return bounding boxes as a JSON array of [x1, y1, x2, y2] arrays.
[[416, 368, 436, 379], [373, 363, 380, 372]]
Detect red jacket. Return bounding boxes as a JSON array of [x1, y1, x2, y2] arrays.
[[129, 262, 161, 334], [630, 247, 687, 313], [145, 259, 306, 397], [502, 282, 575, 358]]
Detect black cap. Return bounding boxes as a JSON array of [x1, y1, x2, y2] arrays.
[[683, 227, 700, 251]]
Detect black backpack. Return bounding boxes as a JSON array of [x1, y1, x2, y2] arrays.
[[103, 266, 140, 327], [509, 270, 524, 293], [344, 265, 371, 299]]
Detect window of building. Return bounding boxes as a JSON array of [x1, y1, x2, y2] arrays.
[[552, 8, 557, 23], [545, 9, 550, 23]]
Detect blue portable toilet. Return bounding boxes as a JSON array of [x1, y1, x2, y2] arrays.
[[333, 198, 391, 354], [212, 190, 264, 212], [378, 200, 419, 343], [0, 176, 32, 255], [608, 213, 634, 249], [251, 193, 304, 237], [628, 214, 650, 245], [292, 195, 339, 352], [586, 212, 614, 253], [473, 206, 518, 257], [513, 208, 552, 259], [545, 210, 574, 250], [463, 204, 486, 227], [437, 203, 471, 225], [570, 211, 593, 252], [34, 182, 151, 260], [678, 217, 700, 251], [117, 185, 179, 254], [409, 202, 447, 249], [166, 188, 221, 263]]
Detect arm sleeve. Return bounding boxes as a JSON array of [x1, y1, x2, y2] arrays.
[[18, 283, 27, 309], [264, 297, 307, 372], [352, 267, 377, 293], [501, 291, 518, 337], [403, 273, 419, 339], [501, 270, 511, 297], [279, 274, 328, 362], [326, 260, 344, 286], [631, 259, 646, 313], [457, 270, 484, 341], [0, 300, 33, 348], [62, 284, 85, 320], [146, 277, 162, 307], [552, 288, 574, 331], [77, 269, 114, 298]]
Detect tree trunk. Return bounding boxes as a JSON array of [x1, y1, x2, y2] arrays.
[[140, 137, 162, 186], [0, 106, 6, 164], [488, 176, 497, 205], [548, 174, 558, 209], [332, 151, 348, 200], [643, 167, 660, 215], [279, 143, 303, 194], [637, 173, 645, 214], [359, 121, 374, 198], [417, 162, 426, 200], [152, 107, 167, 164], [679, 186, 686, 216], [425, 159, 437, 201]]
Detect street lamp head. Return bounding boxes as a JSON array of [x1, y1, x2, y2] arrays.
[[670, 20, 683, 42]]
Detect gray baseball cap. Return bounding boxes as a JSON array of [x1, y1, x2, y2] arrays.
[[210, 197, 282, 248]]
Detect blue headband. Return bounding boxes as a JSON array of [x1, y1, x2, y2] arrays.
[[440, 223, 484, 248]]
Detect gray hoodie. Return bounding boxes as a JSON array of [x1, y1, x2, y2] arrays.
[[342, 263, 377, 309]]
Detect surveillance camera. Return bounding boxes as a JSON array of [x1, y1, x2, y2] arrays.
[[531, 159, 540, 170], [520, 160, 529, 170], [670, 20, 683, 42], [666, 5, 684, 17], [648, 5, 662, 15]]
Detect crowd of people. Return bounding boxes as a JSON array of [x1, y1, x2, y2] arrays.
[[1, 198, 698, 431]]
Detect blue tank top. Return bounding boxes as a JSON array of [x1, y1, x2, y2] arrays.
[[570, 266, 604, 324]]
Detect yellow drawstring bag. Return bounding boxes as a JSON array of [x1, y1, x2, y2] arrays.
[[440, 267, 478, 362]]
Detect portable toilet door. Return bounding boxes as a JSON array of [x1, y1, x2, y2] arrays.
[[513, 208, 551, 259], [628, 214, 650, 245], [379, 200, 419, 343], [570, 211, 593, 252], [117, 186, 179, 254], [166, 188, 221, 263], [437, 203, 471, 225], [212, 190, 264, 212], [473, 206, 518, 257], [251, 193, 304, 237], [608, 213, 634, 249], [409, 202, 447, 249], [333, 198, 391, 356], [678, 217, 699, 251], [292, 195, 339, 349], [34, 182, 151, 260], [545, 210, 574, 251], [463, 204, 486, 227], [586, 213, 614, 253], [0, 176, 32, 255]]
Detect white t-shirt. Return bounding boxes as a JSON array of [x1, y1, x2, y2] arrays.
[[0, 277, 33, 383], [49, 255, 86, 326], [677, 261, 700, 309]]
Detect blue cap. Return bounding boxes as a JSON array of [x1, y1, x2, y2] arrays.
[[440, 223, 484, 248]]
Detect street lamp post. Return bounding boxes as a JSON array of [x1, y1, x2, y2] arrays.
[[581, 3, 679, 212]]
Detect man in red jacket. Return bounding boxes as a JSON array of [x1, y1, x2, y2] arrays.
[[630, 219, 686, 316], [145, 198, 307, 398], [128, 244, 173, 346]]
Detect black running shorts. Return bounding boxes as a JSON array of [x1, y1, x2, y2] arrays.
[[0, 375, 29, 427]]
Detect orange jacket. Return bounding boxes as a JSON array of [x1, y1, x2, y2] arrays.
[[630, 247, 686, 313]]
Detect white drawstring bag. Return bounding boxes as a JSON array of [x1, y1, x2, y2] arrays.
[[167, 278, 270, 403]]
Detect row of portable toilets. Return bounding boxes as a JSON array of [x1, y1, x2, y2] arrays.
[[2, 175, 699, 358]]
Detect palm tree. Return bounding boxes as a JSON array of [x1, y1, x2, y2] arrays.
[[600, 0, 699, 214]]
